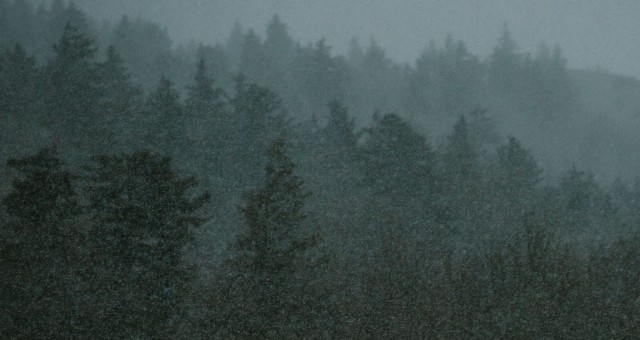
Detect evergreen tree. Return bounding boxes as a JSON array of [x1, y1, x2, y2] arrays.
[[44, 22, 99, 153], [93, 45, 143, 152], [443, 115, 476, 182], [0, 43, 38, 117], [238, 29, 265, 82], [489, 136, 543, 232], [225, 20, 245, 72], [0, 44, 43, 162], [489, 23, 521, 95], [495, 136, 542, 196], [439, 115, 487, 240], [1, 147, 82, 338], [184, 57, 227, 184], [83, 150, 209, 338], [229, 76, 288, 186], [263, 14, 294, 90], [322, 99, 357, 150], [144, 75, 184, 155], [554, 167, 605, 235], [211, 138, 320, 339], [360, 112, 434, 197], [297, 38, 348, 117]]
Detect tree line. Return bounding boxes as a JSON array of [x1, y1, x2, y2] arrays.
[[2, 1, 640, 338]]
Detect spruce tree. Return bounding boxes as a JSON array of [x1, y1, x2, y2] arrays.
[[144, 75, 183, 155], [93, 45, 142, 152], [212, 138, 320, 339], [1, 147, 82, 338], [44, 22, 98, 153], [83, 150, 209, 338]]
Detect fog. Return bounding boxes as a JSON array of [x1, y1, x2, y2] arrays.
[[47, 0, 640, 78], [5, 0, 640, 338]]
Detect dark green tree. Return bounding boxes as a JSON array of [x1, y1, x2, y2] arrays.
[[211, 138, 320, 339], [0, 44, 43, 162], [495, 136, 542, 193], [93, 45, 143, 152], [1, 147, 82, 338], [553, 167, 605, 235], [489, 136, 543, 232], [44, 22, 99, 153], [0, 43, 38, 117], [322, 100, 357, 150], [144, 75, 184, 155], [439, 115, 486, 240], [229, 76, 288, 186], [184, 57, 227, 182], [360, 112, 435, 197], [443, 115, 476, 182], [83, 150, 209, 338]]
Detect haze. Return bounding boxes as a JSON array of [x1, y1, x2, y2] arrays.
[[45, 0, 640, 79], [7, 0, 640, 337]]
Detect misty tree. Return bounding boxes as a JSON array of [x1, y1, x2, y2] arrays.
[[238, 29, 266, 83], [44, 22, 99, 153], [210, 138, 320, 339], [225, 20, 245, 71], [412, 36, 483, 117], [442, 115, 476, 182], [228, 76, 289, 186], [322, 99, 357, 151], [494, 136, 542, 196], [360, 112, 435, 198], [144, 75, 184, 156], [296, 38, 348, 116], [263, 15, 295, 93], [488, 23, 521, 96], [345, 39, 404, 117], [0, 43, 38, 117], [553, 167, 605, 235], [109, 15, 175, 88], [439, 115, 487, 240], [83, 150, 209, 338], [487, 136, 543, 232], [1, 147, 83, 338], [183, 56, 228, 191], [93, 45, 143, 152], [527, 43, 574, 120], [0, 43, 43, 161]]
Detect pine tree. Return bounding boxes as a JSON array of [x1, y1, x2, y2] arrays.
[[443, 115, 475, 182], [4, 147, 78, 225], [93, 45, 143, 152], [229, 76, 288, 186], [322, 100, 357, 150], [83, 150, 209, 338], [360, 112, 435, 197], [489, 23, 521, 95], [144, 75, 183, 155], [212, 138, 320, 338], [1, 147, 82, 338], [0, 43, 38, 117], [495, 136, 542, 196], [44, 22, 99, 153]]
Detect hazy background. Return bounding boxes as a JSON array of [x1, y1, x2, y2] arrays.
[[39, 0, 640, 79]]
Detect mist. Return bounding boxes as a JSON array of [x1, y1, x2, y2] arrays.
[[3, 0, 640, 338], [45, 0, 640, 78]]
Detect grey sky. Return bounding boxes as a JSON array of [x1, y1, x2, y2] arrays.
[[57, 0, 640, 78]]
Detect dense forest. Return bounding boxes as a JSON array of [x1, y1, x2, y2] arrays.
[[2, 0, 640, 338]]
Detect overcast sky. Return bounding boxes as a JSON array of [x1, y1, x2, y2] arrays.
[[50, 0, 640, 78]]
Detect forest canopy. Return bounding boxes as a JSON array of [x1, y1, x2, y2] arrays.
[[2, 0, 640, 338]]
